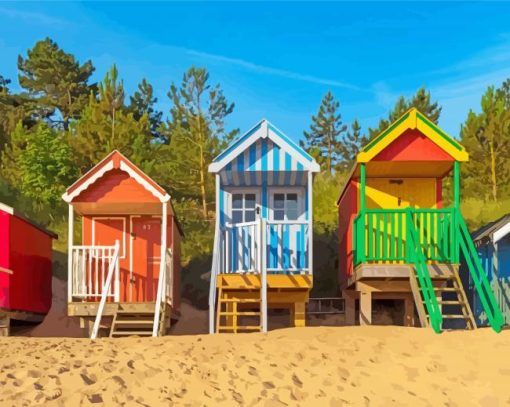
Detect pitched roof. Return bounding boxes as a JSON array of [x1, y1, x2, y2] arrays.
[[62, 150, 170, 203], [472, 214, 510, 244], [208, 119, 320, 173], [357, 108, 469, 163]]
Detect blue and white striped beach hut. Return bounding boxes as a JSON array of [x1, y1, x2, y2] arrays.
[[208, 119, 319, 334]]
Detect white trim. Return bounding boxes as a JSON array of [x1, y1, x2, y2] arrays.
[[0, 202, 14, 215], [92, 217, 127, 259], [119, 161, 170, 202], [67, 204, 74, 303], [63, 161, 114, 202], [494, 221, 510, 244], [208, 119, 319, 173], [129, 215, 139, 301], [268, 187, 305, 222], [226, 187, 261, 225], [308, 172, 313, 276]]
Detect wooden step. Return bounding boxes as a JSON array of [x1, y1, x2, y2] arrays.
[[116, 310, 155, 315], [437, 300, 463, 305], [111, 331, 153, 336], [217, 326, 261, 331], [219, 312, 260, 316], [114, 319, 154, 325], [219, 298, 261, 303], [442, 314, 469, 319], [434, 287, 460, 292]]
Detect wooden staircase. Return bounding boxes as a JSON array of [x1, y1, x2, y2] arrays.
[[410, 269, 476, 330], [0, 314, 9, 337], [108, 304, 167, 338], [215, 287, 262, 333]]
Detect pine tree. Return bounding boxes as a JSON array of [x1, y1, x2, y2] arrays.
[[301, 92, 347, 175], [461, 85, 510, 202], [165, 67, 237, 218], [0, 74, 36, 150], [367, 87, 441, 140], [17, 37, 95, 130], [339, 119, 366, 170], [129, 79, 167, 143], [70, 65, 154, 173]]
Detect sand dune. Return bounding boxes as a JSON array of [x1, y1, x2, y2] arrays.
[[1, 326, 509, 406]]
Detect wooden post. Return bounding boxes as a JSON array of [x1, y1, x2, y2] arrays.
[[292, 302, 306, 327], [359, 284, 372, 325], [67, 204, 74, 303], [404, 295, 415, 327], [343, 290, 356, 325], [453, 161, 460, 263], [261, 218, 268, 333], [360, 163, 366, 212]]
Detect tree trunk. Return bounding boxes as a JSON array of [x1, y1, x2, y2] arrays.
[[489, 140, 498, 201], [199, 145, 208, 219]]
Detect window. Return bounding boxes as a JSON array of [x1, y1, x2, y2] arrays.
[[231, 193, 257, 223], [272, 192, 299, 221]]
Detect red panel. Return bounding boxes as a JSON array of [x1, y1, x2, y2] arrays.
[[75, 169, 160, 203], [132, 216, 161, 302], [8, 215, 53, 314], [0, 210, 11, 309], [67, 150, 166, 198], [373, 129, 454, 162], [338, 180, 358, 289]]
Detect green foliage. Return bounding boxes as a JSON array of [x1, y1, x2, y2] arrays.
[[1, 122, 78, 209], [302, 91, 347, 175], [340, 119, 366, 170], [367, 87, 441, 140], [129, 78, 167, 143], [461, 85, 510, 202], [70, 65, 155, 173], [313, 171, 346, 225], [165, 67, 238, 218], [17, 37, 95, 129]]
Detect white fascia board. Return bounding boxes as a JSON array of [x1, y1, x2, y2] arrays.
[[119, 161, 168, 202], [267, 127, 320, 173], [494, 221, 510, 244], [208, 124, 266, 173], [63, 161, 115, 202]]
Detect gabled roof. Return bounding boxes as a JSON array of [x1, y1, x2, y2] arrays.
[[472, 214, 510, 245], [357, 108, 469, 163], [208, 119, 320, 173], [62, 150, 170, 203]]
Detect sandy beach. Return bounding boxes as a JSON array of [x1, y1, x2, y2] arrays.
[[1, 326, 509, 406]]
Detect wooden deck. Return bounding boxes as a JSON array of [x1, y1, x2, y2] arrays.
[[347, 263, 457, 288]]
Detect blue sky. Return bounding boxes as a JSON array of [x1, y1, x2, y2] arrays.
[[1, 2, 510, 141]]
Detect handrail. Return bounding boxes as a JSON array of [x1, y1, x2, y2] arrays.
[[406, 211, 442, 333], [260, 218, 268, 332], [90, 240, 120, 340], [457, 214, 504, 332], [0, 266, 13, 275], [153, 248, 173, 336]]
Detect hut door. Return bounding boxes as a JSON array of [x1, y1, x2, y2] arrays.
[[131, 216, 162, 302]]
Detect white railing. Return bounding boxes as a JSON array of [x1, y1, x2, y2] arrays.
[[266, 220, 309, 274], [91, 241, 120, 339], [71, 245, 120, 301], [218, 220, 310, 275], [152, 248, 173, 337]]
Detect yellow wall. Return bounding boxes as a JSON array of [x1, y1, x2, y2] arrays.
[[365, 178, 437, 209]]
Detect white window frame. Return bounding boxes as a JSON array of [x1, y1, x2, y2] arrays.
[[269, 187, 305, 222], [226, 188, 261, 225]]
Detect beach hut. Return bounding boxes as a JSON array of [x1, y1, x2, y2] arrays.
[[466, 214, 510, 326], [63, 150, 183, 338], [0, 203, 57, 336], [208, 119, 320, 333], [336, 108, 503, 333]]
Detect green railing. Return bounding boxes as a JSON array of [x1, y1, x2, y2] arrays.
[[353, 208, 457, 265]]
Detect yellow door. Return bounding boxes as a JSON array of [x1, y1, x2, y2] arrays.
[[365, 178, 437, 209]]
